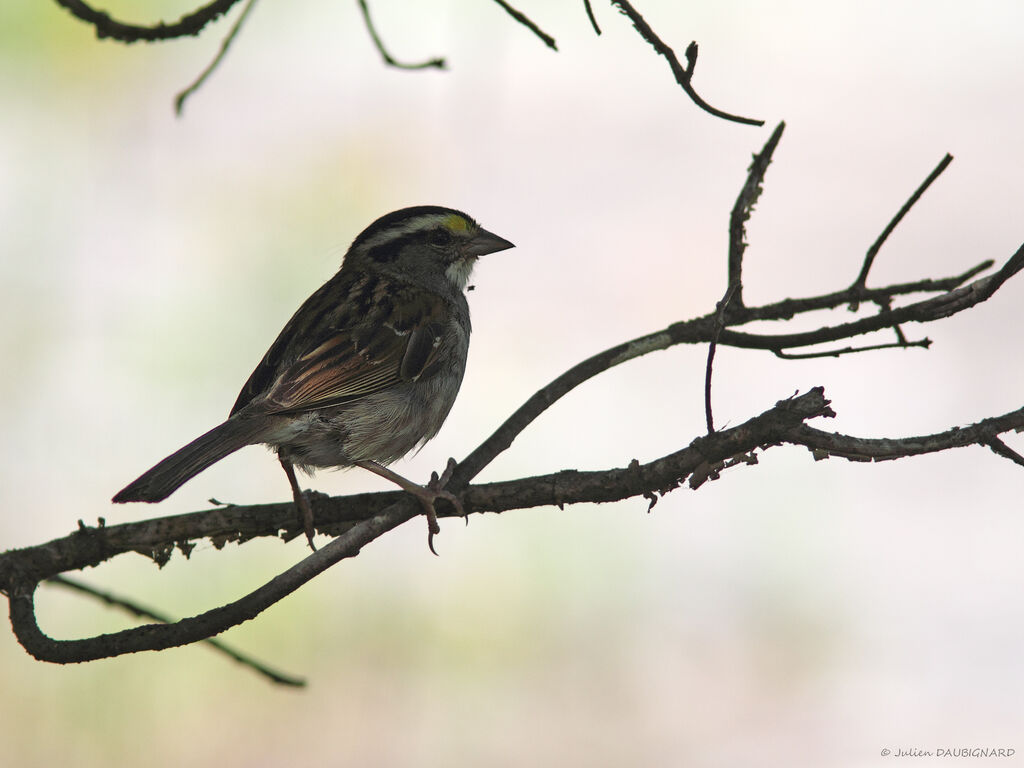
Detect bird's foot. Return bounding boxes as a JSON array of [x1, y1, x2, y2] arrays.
[[355, 458, 463, 555], [421, 459, 464, 554]]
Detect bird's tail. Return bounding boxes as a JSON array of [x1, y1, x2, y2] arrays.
[[112, 417, 270, 504]]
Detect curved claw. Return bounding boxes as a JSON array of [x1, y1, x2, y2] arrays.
[[355, 458, 463, 556], [418, 485, 462, 556]]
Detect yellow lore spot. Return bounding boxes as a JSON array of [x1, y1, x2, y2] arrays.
[[443, 214, 470, 233]]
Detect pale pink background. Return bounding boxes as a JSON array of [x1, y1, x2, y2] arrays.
[[1, 2, 1022, 766]]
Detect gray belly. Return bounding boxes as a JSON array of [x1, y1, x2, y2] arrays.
[[267, 327, 469, 471]]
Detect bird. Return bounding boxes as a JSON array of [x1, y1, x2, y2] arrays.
[[113, 205, 514, 551]]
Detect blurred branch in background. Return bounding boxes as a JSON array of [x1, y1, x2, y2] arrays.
[[53, 0, 245, 42], [491, 0, 558, 50], [2, 123, 1022, 677], [356, 0, 447, 71], [45, 575, 305, 686], [174, 0, 258, 116], [52, 0, 763, 123]]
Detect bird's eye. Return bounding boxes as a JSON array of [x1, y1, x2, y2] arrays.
[[427, 228, 453, 248]]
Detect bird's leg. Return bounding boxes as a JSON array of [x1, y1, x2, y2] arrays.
[[355, 459, 463, 555], [432, 457, 469, 522], [279, 457, 317, 551]]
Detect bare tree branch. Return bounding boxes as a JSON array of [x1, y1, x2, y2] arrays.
[[716, 243, 1024, 353], [584, 0, 602, 35], [792, 406, 1024, 463], [53, 0, 765, 127], [357, 0, 447, 70], [773, 337, 931, 360], [729, 121, 786, 309], [53, 0, 244, 43], [448, 247, 1016, 492], [984, 436, 1024, 469], [1, 234, 1012, 590], [44, 575, 305, 685], [491, 0, 558, 50], [705, 282, 741, 432], [175, 0, 259, 116], [850, 153, 955, 306], [608, 0, 764, 126], [6, 389, 835, 663], [3, 232, 1009, 590], [10, 380, 1024, 666], [9, 503, 409, 663]]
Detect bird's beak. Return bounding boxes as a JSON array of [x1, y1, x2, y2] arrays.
[[466, 227, 515, 257]]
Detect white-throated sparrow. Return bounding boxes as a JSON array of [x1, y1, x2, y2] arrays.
[[113, 206, 514, 550]]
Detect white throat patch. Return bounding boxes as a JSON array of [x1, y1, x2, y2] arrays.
[[445, 257, 476, 290]]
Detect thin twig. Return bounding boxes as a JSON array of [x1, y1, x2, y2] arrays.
[[584, 0, 601, 35], [792, 406, 1024, 463], [714, 243, 1023, 350], [983, 436, 1024, 469], [850, 153, 954, 305], [491, 0, 558, 50], [608, 0, 763, 126], [684, 40, 697, 75], [736, 260, 993, 324], [357, 0, 446, 69], [729, 121, 785, 308], [175, 0, 258, 116], [773, 338, 931, 359], [53, 0, 243, 43], [705, 282, 740, 432], [44, 575, 305, 686]]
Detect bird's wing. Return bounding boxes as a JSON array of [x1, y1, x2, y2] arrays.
[[230, 274, 449, 416]]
